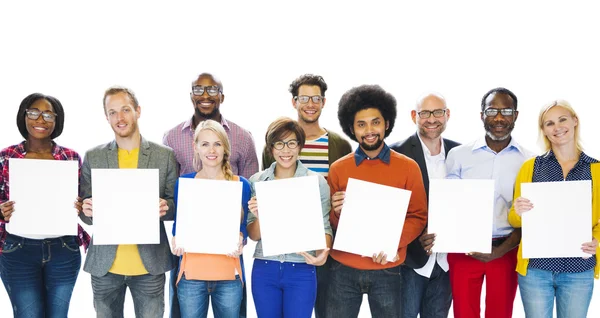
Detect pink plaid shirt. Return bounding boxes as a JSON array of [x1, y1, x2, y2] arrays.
[[0, 142, 91, 254], [163, 116, 259, 178]]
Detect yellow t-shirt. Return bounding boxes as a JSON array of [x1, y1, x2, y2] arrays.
[[108, 148, 149, 276]]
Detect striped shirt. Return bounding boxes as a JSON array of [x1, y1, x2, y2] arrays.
[[299, 132, 329, 178], [528, 150, 598, 273], [162, 116, 259, 179]]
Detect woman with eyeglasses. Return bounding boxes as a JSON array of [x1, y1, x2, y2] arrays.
[[508, 100, 599, 318], [0, 93, 89, 318], [171, 119, 251, 318], [247, 117, 333, 317]]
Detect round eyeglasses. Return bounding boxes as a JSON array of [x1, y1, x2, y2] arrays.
[[272, 139, 299, 150]]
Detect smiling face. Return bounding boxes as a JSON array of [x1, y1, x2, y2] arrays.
[[412, 95, 449, 141], [191, 74, 224, 120], [293, 85, 325, 124], [271, 132, 300, 171], [195, 129, 225, 169], [481, 92, 518, 141], [104, 92, 141, 139], [542, 106, 578, 149], [26, 99, 56, 140], [353, 108, 388, 152]]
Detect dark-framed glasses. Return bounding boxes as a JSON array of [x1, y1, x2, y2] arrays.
[[26, 108, 57, 123], [192, 85, 222, 96], [295, 95, 323, 104], [272, 139, 299, 150], [417, 109, 447, 119], [484, 108, 516, 117]]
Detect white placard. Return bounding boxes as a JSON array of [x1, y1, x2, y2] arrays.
[[333, 178, 411, 258], [254, 175, 326, 256], [7, 158, 79, 236], [428, 179, 494, 253], [175, 178, 242, 254], [92, 169, 159, 245], [522, 180, 591, 258]]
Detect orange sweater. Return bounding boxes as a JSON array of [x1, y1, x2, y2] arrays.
[[328, 150, 428, 270]]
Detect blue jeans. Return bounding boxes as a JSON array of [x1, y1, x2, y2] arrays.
[[401, 262, 452, 318], [177, 274, 242, 318], [325, 258, 402, 318], [251, 259, 316, 318], [170, 255, 248, 318], [91, 272, 165, 318], [0, 233, 81, 318], [518, 268, 594, 318]]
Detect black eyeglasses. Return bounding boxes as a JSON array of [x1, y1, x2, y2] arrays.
[[417, 109, 447, 119], [192, 85, 222, 96], [26, 108, 57, 123], [484, 108, 516, 117], [272, 139, 299, 150], [295, 95, 323, 104]]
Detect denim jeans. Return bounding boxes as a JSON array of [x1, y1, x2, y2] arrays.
[[0, 233, 81, 318], [177, 274, 242, 318], [325, 258, 402, 318], [401, 262, 452, 318], [170, 255, 247, 318], [251, 259, 317, 318], [91, 272, 165, 318], [314, 256, 333, 318], [518, 268, 594, 318]]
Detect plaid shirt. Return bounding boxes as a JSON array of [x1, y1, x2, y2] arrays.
[[0, 142, 91, 254], [162, 116, 259, 178]]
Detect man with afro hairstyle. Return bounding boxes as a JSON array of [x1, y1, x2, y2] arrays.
[[325, 84, 428, 317]]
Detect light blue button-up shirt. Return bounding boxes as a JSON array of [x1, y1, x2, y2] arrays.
[[446, 137, 535, 237], [248, 160, 333, 263]]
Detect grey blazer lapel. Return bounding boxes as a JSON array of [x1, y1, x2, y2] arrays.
[[138, 136, 151, 169], [107, 140, 119, 169]]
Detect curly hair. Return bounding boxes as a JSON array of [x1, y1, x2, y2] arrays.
[[289, 74, 328, 97], [481, 87, 518, 111], [337, 85, 397, 142]]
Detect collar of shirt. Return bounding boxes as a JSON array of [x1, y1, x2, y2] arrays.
[[16, 141, 66, 160], [472, 136, 527, 155], [259, 160, 310, 181], [182, 115, 231, 132], [417, 134, 446, 158], [543, 150, 596, 166], [354, 143, 391, 166]]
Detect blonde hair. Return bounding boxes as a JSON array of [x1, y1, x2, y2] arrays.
[[538, 99, 583, 152], [192, 120, 234, 180]]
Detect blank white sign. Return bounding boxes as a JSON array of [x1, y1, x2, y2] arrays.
[[91, 169, 159, 245], [175, 178, 242, 254], [7, 158, 79, 236], [522, 180, 591, 258], [333, 178, 411, 259], [428, 179, 494, 253], [254, 175, 326, 257]]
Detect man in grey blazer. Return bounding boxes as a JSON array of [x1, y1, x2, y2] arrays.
[[391, 92, 459, 318], [80, 86, 177, 318]]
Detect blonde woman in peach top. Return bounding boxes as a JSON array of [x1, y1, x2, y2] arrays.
[[171, 120, 252, 318]]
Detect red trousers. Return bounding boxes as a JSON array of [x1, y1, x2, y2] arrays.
[[447, 248, 518, 318]]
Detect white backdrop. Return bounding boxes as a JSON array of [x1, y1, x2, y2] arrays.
[[1, 1, 599, 317]]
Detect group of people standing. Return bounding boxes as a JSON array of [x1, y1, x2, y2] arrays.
[[0, 72, 598, 318]]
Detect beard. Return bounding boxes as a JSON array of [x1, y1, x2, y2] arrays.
[[359, 134, 384, 151], [195, 106, 219, 120], [418, 122, 445, 140], [484, 121, 514, 141]]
